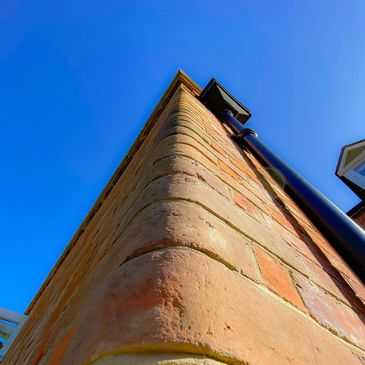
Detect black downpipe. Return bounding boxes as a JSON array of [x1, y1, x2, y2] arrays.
[[223, 110, 365, 283]]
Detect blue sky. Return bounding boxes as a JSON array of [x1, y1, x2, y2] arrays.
[[1, 1, 365, 313]]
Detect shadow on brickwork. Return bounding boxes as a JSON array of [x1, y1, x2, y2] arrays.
[[232, 141, 365, 323]]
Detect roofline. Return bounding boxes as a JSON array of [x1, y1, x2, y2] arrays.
[[25, 70, 202, 314]]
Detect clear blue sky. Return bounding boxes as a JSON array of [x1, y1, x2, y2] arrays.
[[1, 1, 364, 313]]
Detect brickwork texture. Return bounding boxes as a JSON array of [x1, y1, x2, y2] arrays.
[[3, 71, 365, 365], [351, 206, 365, 230]]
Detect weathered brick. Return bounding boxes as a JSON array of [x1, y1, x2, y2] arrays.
[[45, 327, 76, 365], [113, 170, 358, 309], [111, 173, 280, 253], [346, 277, 365, 305], [353, 211, 365, 229], [153, 135, 249, 198], [294, 274, 365, 349], [268, 205, 302, 237], [110, 200, 261, 283], [63, 249, 364, 365], [232, 190, 257, 214], [210, 142, 226, 157], [217, 159, 240, 181], [128, 136, 363, 313], [255, 247, 306, 311], [230, 158, 257, 180], [152, 154, 231, 200]]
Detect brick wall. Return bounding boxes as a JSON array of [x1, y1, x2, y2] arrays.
[[350, 204, 365, 229], [4, 71, 365, 365], [356, 213, 365, 228]]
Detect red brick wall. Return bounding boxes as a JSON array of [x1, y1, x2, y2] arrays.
[[357, 213, 365, 228], [352, 207, 365, 229], [4, 72, 365, 365]]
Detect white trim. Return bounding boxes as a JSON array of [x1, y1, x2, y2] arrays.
[[337, 141, 365, 176], [345, 170, 365, 189], [0, 322, 14, 339], [0, 308, 24, 324], [0, 309, 27, 362], [354, 159, 365, 176], [341, 150, 365, 175]]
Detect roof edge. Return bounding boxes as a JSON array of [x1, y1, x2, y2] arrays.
[[25, 70, 202, 314]]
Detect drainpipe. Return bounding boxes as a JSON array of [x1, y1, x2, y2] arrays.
[[200, 79, 365, 284]]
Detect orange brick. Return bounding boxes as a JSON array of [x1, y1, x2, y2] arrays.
[[46, 327, 76, 365], [233, 191, 257, 213], [268, 206, 302, 238], [231, 158, 257, 180], [210, 142, 226, 157], [346, 276, 365, 305], [255, 247, 307, 312], [62, 249, 363, 365], [112, 200, 261, 283], [294, 274, 365, 349], [351, 207, 365, 229], [217, 159, 239, 180]]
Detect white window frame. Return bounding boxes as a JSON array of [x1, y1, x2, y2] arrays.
[[337, 140, 365, 174], [0, 308, 27, 362], [340, 150, 365, 190], [341, 150, 365, 175], [344, 169, 365, 189], [354, 160, 365, 176]]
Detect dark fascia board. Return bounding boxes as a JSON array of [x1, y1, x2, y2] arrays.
[[347, 200, 365, 217], [340, 175, 365, 201]]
